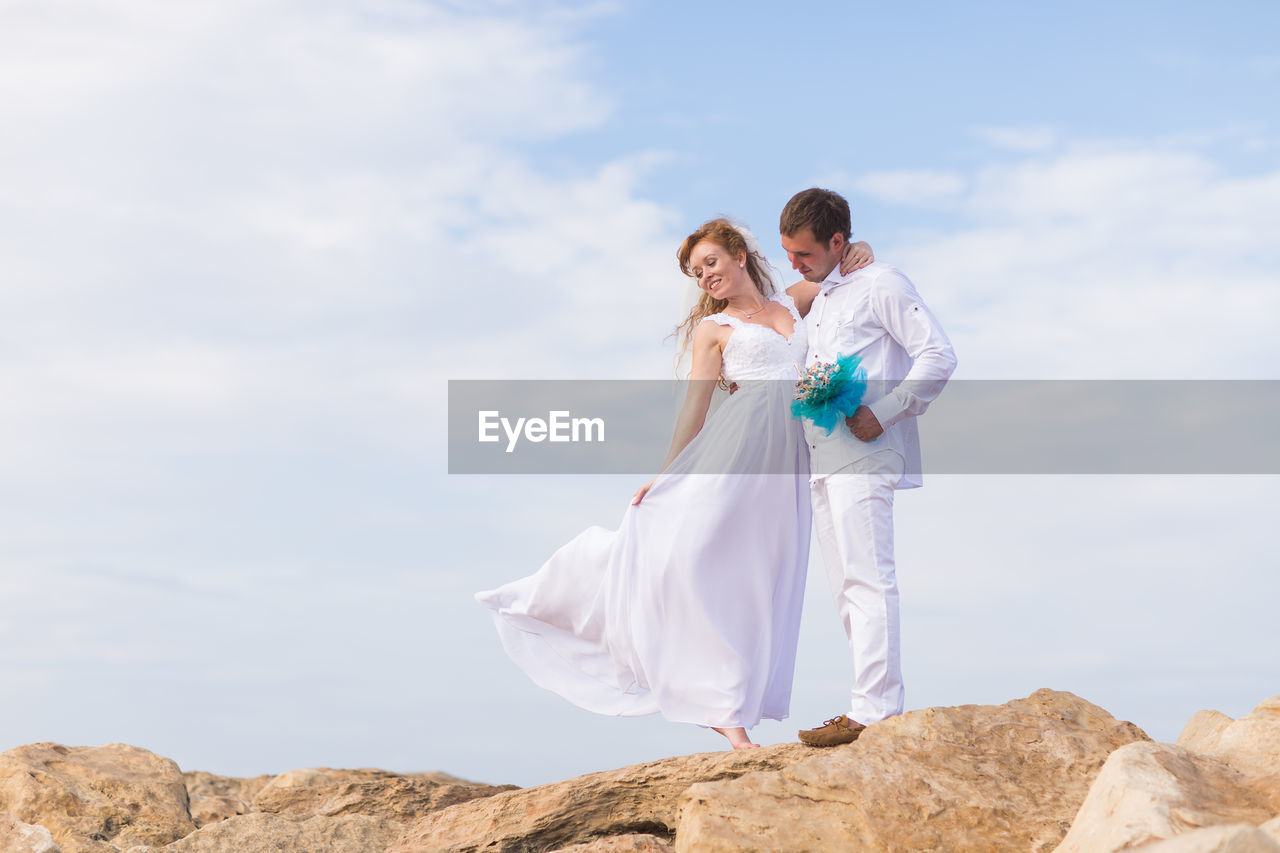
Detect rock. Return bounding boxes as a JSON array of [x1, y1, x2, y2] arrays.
[[1133, 823, 1280, 852], [15, 690, 1278, 853], [0, 743, 196, 853], [388, 742, 815, 853], [1054, 741, 1277, 852], [151, 812, 399, 852], [551, 835, 675, 852], [1178, 710, 1236, 754], [675, 688, 1149, 853], [1177, 696, 1280, 804], [182, 771, 273, 828], [0, 812, 62, 853], [251, 767, 518, 822]]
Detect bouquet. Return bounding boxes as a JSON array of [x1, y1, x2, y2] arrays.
[[791, 353, 867, 434]]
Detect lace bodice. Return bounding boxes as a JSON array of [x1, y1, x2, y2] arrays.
[[702, 292, 808, 382]]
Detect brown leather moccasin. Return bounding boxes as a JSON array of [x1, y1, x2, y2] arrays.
[[798, 714, 866, 747]]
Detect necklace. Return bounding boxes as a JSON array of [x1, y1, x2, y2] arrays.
[[732, 300, 768, 320]]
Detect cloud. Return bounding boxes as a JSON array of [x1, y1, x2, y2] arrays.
[[971, 125, 1059, 153], [0, 0, 689, 497], [851, 139, 1280, 378], [0, 3, 689, 744], [852, 169, 968, 206]]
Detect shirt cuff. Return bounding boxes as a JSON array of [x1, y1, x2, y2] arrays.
[[868, 393, 905, 430]]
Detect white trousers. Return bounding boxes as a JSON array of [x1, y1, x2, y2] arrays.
[[810, 450, 905, 725]]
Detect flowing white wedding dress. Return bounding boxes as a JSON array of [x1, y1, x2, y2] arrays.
[[476, 292, 811, 729]]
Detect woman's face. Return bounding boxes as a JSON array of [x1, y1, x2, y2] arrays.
[[688, 239, 747, 299]]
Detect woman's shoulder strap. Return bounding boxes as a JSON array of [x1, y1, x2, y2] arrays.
[[773, 290, 803, 322], [701, 312, 741, 328]]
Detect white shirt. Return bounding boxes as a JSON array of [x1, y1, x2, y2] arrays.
[[802, 261, 957, 487]]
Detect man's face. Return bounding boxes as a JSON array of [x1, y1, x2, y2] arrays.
[[781, 227, 844, 282]]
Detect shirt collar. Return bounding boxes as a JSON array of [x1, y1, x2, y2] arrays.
[[820, 264, 853, 292]]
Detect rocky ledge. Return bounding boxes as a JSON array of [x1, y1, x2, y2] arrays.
[[2, 689, 1278, 852]]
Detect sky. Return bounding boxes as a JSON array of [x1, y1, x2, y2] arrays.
[[1, 0, 1278, 789]]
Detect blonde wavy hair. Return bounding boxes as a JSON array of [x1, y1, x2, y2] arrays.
[[674, 218, 775, 364]]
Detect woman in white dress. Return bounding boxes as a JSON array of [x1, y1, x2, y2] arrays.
[[476, 219, 870, 749]]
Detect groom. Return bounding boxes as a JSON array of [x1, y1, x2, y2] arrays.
[[780, 188, 957, 746]]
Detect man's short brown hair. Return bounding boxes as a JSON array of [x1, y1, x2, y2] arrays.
[[779, 188, 851, 245]]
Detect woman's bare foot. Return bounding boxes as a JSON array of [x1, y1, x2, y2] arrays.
[[712, 726, 759, 749]]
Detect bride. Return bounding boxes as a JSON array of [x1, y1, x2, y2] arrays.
[[476, 218, 870, 749]]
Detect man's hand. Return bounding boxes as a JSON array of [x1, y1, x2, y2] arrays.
[[846, 405, 884, 442]]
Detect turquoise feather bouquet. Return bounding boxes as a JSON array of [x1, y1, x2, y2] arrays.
[[790, 353, 867, 434]]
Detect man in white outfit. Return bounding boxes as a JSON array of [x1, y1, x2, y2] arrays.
[[779, 188, 957, 747]]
